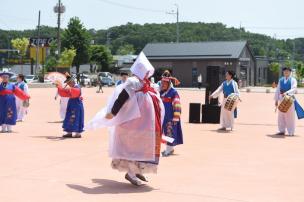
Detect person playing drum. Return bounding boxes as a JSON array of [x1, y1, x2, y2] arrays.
[[209, 71, 240, 131], [274, 67, 297, 136]]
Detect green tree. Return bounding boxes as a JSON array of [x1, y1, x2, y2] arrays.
[[11, 37, 29, 59], [89, 45, 113, 72], [62, 17, 91, 73], [11, 37, 29, 72], [116, 44, 135, 55], [295, 62, 304, 82], [269, 62, 281, 81], [58, 48, 76, 67], [44, 56, 57, 71]]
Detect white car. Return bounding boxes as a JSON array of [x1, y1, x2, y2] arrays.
[[25, 75, 39, 83], [80, 74, 91, 86]]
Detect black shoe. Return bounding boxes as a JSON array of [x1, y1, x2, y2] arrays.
[[136, 174, 148, 182], [125, 173, 141, 186], [62, 133, 73, 138]]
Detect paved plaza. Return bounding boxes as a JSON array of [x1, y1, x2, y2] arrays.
[[0, 87, 304, 202]]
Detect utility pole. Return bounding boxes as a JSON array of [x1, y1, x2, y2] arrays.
[[239, 21, 242, 41], [106, 31, 111, 47], [35, 10, 41, 75], [167, 4, 180, 43]]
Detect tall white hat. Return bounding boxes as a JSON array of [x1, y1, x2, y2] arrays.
[[130, 52, 154, 80]]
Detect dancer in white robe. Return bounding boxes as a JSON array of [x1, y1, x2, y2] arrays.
[[274, 67, 297, 136], [209, 71, 240, 131], [86, 52, 165, 186]]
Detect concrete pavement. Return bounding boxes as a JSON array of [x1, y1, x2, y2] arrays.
[[0, 87, 304, 202]]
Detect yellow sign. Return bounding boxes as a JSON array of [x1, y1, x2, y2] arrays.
[[29, 47, 47, 63]]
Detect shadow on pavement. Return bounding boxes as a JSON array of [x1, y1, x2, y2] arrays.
[[266, 134, 286, 138], [67, 178, 155, 194], [30, 136, 67, 141], [210, 130, 231, 134], [47, 121, 64, 124]]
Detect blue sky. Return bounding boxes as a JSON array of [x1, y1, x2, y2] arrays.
[[1, 0, 303, 39]]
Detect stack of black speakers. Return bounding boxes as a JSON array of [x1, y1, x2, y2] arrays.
[[189, 66, 221, 124]]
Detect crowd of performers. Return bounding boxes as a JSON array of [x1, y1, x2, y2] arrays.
[[1, 52, 304, 186], [0, 73, 30, 133], [208, 67, 303, 135]]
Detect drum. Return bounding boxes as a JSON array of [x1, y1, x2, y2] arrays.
[[278, 95, 294, 113], [224, 93, 239, 111]]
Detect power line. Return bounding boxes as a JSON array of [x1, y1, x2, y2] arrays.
[[245, 26, 304, 30], [95, 0, 166, 13]]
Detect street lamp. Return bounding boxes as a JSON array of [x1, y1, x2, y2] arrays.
[[54, 0, 65, 58], [167, 4, 179, 43]]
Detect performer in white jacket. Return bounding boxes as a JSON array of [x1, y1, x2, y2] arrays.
[[15, 74, 29, 122], [209, 71, 240, 131], [274, 67, 297, 136], [86, 52, 165, 186]]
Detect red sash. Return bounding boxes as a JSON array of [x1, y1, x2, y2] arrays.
[[0, 90, 13, 95], [161, 97, 172, 103], [136, 79, 156, 94]]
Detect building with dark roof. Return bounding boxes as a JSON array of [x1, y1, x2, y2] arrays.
[[143, 41, 256, 87]]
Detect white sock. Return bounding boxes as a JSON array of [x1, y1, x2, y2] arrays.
[[1, 124, 6, 131], [166, 145, 174, 153], [7, 125, 12, 132], [127, 171, 137, 179]]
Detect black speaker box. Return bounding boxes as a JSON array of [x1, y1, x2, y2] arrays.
[[201, 105, 221, 123], [189, 103, 201, 123]]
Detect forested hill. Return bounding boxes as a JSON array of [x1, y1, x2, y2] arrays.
[[1, 22, 304, 61]]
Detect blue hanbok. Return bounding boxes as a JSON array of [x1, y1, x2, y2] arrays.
[[161, 87, 183, 146], [58, 85, 84, 133], [0, 83, 17, 125]]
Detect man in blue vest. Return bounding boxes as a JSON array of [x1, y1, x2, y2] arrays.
[[274, 67, 297, 136]]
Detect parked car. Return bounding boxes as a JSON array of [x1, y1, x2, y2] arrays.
[[98, 72, 113, 78], [25, 75, 39, 83], [9, 75, 17, 83], [101, 77, 115, 86], [80, 74, 91, 86]]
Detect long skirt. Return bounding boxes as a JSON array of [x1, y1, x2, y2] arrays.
[[60, 97, 69, 120], [278, 103, 296, 135], [0, 95, 17, 125], [62, 98, 84, 133], [16, 98, 27, 121], [111, 92, 162, 174], [163, 119, 183, 146], [220, 98, 235, 129]]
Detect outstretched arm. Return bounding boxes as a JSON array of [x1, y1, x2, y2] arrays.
[[57, 87, 81, 98], [14, 86, 30, 101], [210, 83, 223, 99], [111, 89, 130, 116], [284, 78, 297, 96]]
